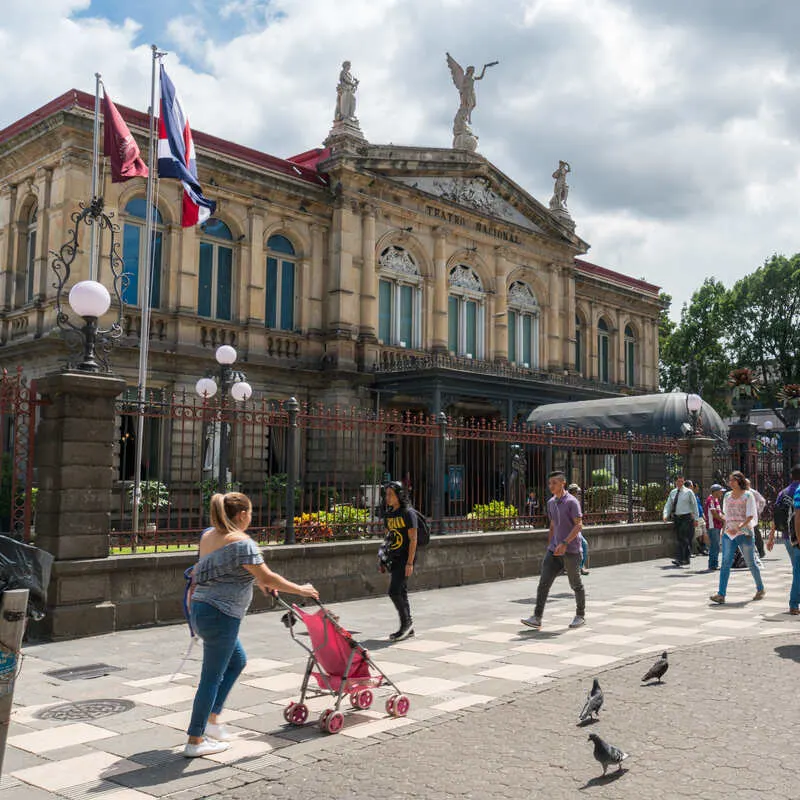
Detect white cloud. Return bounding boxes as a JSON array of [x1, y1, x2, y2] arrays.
[[2, 0, 799, 318]]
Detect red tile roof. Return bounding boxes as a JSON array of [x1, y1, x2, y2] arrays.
[[575, 258, 660, 295], [0, 89, 327, 187]]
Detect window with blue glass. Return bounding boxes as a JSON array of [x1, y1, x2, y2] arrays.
[[376, 246, 422, 348], [624, 324, 636, 386], [506, 281, 539, 368], [24, 206, 37, 303], [598, 318, 611, 383], [122, 198, 163, 309], [198, 218, 233, 321], [575, 314, 584, 375], [447, 265, 484, 359], [266, 234, 296, 331]]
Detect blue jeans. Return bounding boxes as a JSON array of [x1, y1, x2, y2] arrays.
[[580, 535, 588, 569], [187, 601, 247, 738], [718, 534, 763, 597], [707, 528, 720, 569], [784, 539, 800, 610]]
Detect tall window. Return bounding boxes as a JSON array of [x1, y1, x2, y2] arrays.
[[122, 198, 163, 309], [575, 314, 584, 375], [377, 245, 422, 347], [447, 265, 485, 358], [198, 218, 233, 321], [597, 318, 610, 383], [24, 206, 37, 303], [624, 324, 636, 387], [266, 234, 296, 331], [506, 281, 540, 368]]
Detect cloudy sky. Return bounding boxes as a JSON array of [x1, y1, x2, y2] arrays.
[[2, 0, 799, 319]]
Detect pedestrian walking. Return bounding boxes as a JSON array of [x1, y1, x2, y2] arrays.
[[522, 471, 586, 630], [688, 481, 708, 555], [709, 472, 765, 605], [662, 475, 699, 567], [704, 484, 725, 570], [378, 481, 418, 642], [568, 483, 589, 575], [184, 492, 319, 758], [767, 464, 800, 614], [745, 479, 767, 562]]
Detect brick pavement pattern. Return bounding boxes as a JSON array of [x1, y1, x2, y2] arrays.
[[3, 548, 799, 798]]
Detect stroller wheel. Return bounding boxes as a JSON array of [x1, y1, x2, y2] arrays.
[[288, 703, 309, 725], [325, 710, 345, 734], [318, 709, 332, 731], [283, 702, 296, 723], [387, 693, 410, 718], [356, 689, 374, 710]]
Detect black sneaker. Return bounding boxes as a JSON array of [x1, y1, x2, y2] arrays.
[[390, 623, 415, 642]]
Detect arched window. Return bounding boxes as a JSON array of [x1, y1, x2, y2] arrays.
[[377, 245, 422, 348], [266, 234, 296, 331], [506, 281, 540, 368], [198, 218, 233, 321], [597, 318, 610, 383], [122, 198, 164, 309], [575, 314, 584, 375], [24, 206, 37, 303], [448, 265, 485, 359], [624, 324, 636, 387]]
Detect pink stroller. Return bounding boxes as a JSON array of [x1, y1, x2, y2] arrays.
[[273, 593, 410, 734]]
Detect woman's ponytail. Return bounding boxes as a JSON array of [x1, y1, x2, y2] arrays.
[[210, 492, 251, 534]]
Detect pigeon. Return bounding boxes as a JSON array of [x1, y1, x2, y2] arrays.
[[641, 651, 669, 684], [578, 678, 603, 723], [588, 733, 629, 776]]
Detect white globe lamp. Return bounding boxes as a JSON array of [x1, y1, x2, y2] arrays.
[[230, 381, 253, 402], [686, 393, 702, 414], [215, 345, 237, 365], [69, 280, 111, 318], [195, 377, 218, 399]]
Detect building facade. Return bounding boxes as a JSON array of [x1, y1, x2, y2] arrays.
[[0, 88, 662, 427]]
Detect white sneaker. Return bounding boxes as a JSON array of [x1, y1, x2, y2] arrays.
[[521, 615, 542, 629], [205, 723, 231, 741], [568, 616, 586, 628], [183, 738, 230, 758]]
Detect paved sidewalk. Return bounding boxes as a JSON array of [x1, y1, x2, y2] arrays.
[[2, 548, 798, 799]]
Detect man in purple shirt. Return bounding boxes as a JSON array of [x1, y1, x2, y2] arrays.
[[768, 464, 800, 614], [521, 470, 586, 630]]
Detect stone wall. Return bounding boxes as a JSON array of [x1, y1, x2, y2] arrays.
[[35, 521, 673, 640]]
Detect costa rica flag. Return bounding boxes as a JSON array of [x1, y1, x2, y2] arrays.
[[157, 65, 216, 227]]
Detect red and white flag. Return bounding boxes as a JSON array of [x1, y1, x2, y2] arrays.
[[102, 90, 148, 183]]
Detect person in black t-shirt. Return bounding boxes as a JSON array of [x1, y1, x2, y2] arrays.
[[379, 481, 418, 641]]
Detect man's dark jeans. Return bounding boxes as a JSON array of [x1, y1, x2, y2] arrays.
[[673, 514, 694, 564], [534, 550, 585, 619]]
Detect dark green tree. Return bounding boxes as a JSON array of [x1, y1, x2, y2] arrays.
[[657, 291, 675, 390], [723, 254, 800, 405], [660, 278, 732, 416]]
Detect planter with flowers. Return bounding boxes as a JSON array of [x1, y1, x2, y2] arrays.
[[777, 384, 800, 429], [728, 368, 760, 423]]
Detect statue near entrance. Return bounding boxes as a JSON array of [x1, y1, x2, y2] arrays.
[[550, 160, 571, 211], [446, 53, 498, 151], [334, 61, 359, 122]]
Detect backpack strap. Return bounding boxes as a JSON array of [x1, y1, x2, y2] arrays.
[[182, 566, 196, 638]]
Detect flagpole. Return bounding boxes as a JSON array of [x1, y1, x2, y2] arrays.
[[89, 72, 101, 282], [132, 44, 163, 537]]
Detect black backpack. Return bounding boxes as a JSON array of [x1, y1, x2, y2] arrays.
[[774, 493, 794, 534], [415, 510, 431, 547]]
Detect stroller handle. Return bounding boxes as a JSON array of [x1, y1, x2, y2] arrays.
[[270, 589, 323, 609]]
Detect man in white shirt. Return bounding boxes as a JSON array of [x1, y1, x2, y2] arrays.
[[663, 475, 699, 566]]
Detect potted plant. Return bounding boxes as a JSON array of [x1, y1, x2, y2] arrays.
[[728, 368, 760, 423], [777, 384, 800, 429], [128, 480, 170, 531]]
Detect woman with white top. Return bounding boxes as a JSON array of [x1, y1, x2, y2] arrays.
[[709, 471, 765, 604]]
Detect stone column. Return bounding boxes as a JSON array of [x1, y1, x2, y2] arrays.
[[564, 268, 576, 369], [493, 247, 508, 363], [587, 303, 597, 379], [547, 266, 562, 370], [359, 203, 377, 342], [32, 168, 53, 301], [0, 183, 17, 312], [34, 371, 126, 637], [309, 224, 325, 335], [245, 208, 265, 324], [684, 436, 715, 497], [432, 229, 448, 353]]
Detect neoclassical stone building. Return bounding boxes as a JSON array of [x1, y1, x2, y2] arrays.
[[0, 86, 662, 423]]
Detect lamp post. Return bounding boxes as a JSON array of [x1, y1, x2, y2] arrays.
[[685, 393, 703, 436], [195, 345, 253, 493], [51, 198, 126, 372]]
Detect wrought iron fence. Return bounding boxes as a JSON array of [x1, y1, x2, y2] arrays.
[[111, 389, 682, 552]]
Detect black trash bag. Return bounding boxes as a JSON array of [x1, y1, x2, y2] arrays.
[[0, 535, 54, 620]]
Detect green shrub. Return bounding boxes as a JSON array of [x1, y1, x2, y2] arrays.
[[128, 480, 170, 511], [467, 500, 518, 531], [591, 468, 614, 487], [264, 474, 301, 514], [639, 482, 667, 513], [584, 486, 615, 512]]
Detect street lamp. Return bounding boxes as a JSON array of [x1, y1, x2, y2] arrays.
[[686, 393, 703, 436], [195, 345, 253, 492], [51, 199, 126, 371]]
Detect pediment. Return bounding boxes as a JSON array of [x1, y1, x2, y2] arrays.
[[391, 176, 544, 234]]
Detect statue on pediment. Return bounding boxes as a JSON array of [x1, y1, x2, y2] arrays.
[[335, 61, 359, 122], [447, 53, 498, 151], [550, 160, 571, 211]]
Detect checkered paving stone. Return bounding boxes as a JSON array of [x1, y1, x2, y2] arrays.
[[9, 551, 800, 798]]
